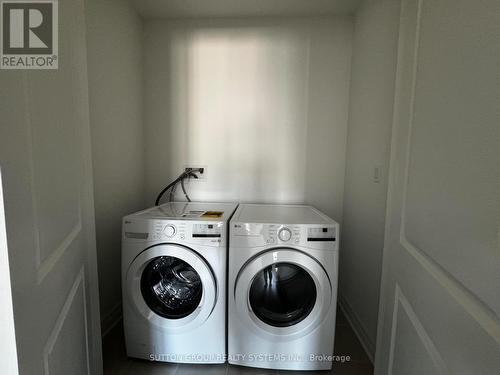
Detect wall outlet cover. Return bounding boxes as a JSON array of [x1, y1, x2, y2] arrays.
[[183, 166, 206, 180]]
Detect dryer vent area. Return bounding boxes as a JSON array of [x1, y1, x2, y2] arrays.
[[103, 308, 373, 375]]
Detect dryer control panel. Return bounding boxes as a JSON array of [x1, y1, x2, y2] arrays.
[[265, 225, 301, 244], [307, 226, 336, 242], [231, 223, 338, 249]]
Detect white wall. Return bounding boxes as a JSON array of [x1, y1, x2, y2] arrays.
[[340, 0, 401, 359], [86, 0, 145, 332], [143, 17, 353, 221]]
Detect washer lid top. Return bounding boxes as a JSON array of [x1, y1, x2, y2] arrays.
[[231, 204, 337, 225], [125, 202, 238, 222]]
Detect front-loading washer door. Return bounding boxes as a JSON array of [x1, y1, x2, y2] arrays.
[[127, 244, 217, 333], [234, 248, 331, 340]]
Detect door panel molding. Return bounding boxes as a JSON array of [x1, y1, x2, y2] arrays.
[[36, 222, 82, 284], [395, 0, 500, 345], [399, 237, 500, 345], [376, 0, 500, 372], [387, 285, 448, 375], [22, 70, 84, 285], [43, 266, 89, 375]]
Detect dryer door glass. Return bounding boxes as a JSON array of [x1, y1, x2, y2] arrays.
[[249, 262, 317, 327], [141, 256, 202, 319]]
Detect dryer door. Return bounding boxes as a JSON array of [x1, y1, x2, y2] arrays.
[[127, 244, 217, 332], [234, 248, 332, 340]]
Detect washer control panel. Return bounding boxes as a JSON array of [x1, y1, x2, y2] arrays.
[[152, 222, 185, 241], [163, 224, 176, 237], [148, 220, 223, 245], [192, 223, 222, 238]]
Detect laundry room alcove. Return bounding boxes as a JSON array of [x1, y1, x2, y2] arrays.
[[85, 0, 401, 369]]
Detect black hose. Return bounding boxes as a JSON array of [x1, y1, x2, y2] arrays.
[[180, 177, 190, 202], [155, 169, 202, 206], [154, 177, 181, 206]]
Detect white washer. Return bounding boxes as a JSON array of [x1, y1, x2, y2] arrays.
[[228, 204, 339, 371], [122, 202, 238, 364]]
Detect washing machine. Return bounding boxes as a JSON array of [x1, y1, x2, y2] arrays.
[[228, 204, 339, 371], [122, 202, 238, 364]]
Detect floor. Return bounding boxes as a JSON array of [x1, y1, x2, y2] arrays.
[[103, 309, 374, 375]]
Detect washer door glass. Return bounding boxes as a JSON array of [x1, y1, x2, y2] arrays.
[[249, 262, 317, 327], [141, 256, 202, 319]]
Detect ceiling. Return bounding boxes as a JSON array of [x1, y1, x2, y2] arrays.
[[131, 0, 364, 19]]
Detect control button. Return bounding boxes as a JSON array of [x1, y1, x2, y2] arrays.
[[163, 224, 176, 237], [278, 228, 292, 242]]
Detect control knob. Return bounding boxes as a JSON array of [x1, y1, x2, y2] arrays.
[[278, 227, 292, 242], [163, 224, 176, 237]]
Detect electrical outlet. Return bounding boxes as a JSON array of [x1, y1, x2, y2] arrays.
[[183, 166, 206, 180]]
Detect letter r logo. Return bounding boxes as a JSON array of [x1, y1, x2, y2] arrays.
[[2, 1, 53, 54]]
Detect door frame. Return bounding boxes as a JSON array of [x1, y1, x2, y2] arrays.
[[0, 169, 19, 375]]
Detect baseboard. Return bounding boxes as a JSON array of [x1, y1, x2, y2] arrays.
[[101, 302, 122, 338], [338, 295, 375, 363]]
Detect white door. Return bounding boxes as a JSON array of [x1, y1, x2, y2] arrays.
[[0, 0, 102, 374], [375, 0, 500, 374]]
